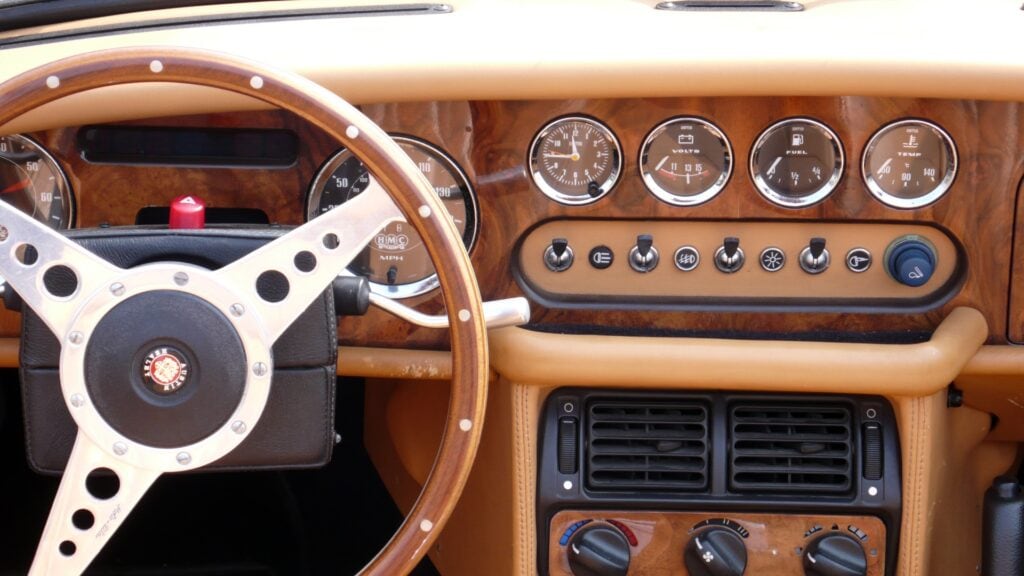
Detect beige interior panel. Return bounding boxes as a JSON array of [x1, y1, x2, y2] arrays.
[[4, 1, 1024, 132], [489, 307, 986, 396], [365, 380, 1017, 576], [519, 220, 957, 301]]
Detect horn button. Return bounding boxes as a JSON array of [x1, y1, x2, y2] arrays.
[[84, 290, 247, 448]]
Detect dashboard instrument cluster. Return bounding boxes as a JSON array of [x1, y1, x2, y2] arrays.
[[527, 115, 958, 210], [0, 96, 1018, 348]]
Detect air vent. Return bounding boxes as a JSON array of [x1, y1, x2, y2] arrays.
[[729, 402, 853, 494], [586, 399, 709, 492]]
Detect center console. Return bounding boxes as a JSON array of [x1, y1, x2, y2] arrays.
[[538, 390, 901, 575]]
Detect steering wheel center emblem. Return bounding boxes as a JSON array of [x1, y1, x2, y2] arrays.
[[142, 347, 189, 394]]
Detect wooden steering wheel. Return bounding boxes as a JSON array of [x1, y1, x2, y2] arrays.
[[0, 47, 488, 575]]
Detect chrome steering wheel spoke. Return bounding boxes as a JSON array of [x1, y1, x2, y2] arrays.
[[28, 431, 161, 576], [216, 178, 403, 343], [0, 200, 121, 341]]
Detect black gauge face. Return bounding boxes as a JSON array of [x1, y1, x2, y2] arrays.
[[640, 117, 732, 206], [750, 119, 844, 208], [307, 136, 477, 299], [0, 135, 73, 229], [862, 120, 957, 209], [529, 116, 622, 205]]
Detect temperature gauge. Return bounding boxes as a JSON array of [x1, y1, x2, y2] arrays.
[[862, 119, 957, 208], [639, 117, 732, 206], [750, 118, 844, 208]]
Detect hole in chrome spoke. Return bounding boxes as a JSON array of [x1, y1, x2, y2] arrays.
[[256, 270, 290, 303], [294, 251, 317, 273], [59, 540, 76, 556], [15, 243, 38, 266], [71, 509, 95, 530], [85, 468, 120, 500], [322, 233, 340, 249], [43, 265, 78, 298]]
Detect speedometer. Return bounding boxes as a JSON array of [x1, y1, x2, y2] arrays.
[[0, 134, 73, 229], [306, 136, 478, 299]]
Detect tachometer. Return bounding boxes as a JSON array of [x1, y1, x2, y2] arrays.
[[306, 136, 478, 299], [862, 119, 957, 209], [0, 134, 73, 229], [639, 117, 732, 206], [750, 118, 844, 208], [529, 116, 622, 205]]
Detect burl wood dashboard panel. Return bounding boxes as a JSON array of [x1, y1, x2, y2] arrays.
[[4, 98, 1020, 346], [548, 510, 886, 576]]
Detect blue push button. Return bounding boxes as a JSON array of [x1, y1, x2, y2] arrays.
[[888, 240, 935, 287]]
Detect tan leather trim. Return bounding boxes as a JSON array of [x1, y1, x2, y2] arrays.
[[5, 1, 1024, 132], [489, 307, 987, 395], [338, 346, 453, 380], [894, 391, 1017, 575]]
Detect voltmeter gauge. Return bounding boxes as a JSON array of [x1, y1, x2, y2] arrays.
[[639, 117, 733, 206], [862, 119, 957, 209], [529, 116, 622, 205], [307, 136, 478, 299], [750, 118, 844, 208]]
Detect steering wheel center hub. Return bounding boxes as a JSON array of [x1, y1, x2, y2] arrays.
[[84, 290, 247, 449]]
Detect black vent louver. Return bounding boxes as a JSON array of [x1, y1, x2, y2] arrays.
[[586, 399, 709, 492], [729, 402, 853, 494]]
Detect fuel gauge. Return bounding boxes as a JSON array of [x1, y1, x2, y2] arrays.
[[862, 119, 957, 208], [750, 118, 844, 208]]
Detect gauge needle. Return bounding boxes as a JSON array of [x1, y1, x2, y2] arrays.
[[543, 153, 577, 159], [876, 158, 893, 177], [766, 157, 782, 177], [570, 138, 580, 161], [0, 178, 30, 195]]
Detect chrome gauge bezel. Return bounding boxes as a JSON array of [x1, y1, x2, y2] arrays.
[[528, 115, 623, 206], [861, 119, 958, 209], [749, 117, 845, 208], [0, 133, 75, 229], [639, 117, 733, 207], [306, 135, 479, 300]]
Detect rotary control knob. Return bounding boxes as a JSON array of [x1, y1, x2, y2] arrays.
[[803, 533, 868, 576], [629, 234, 659, 273], [567, 524, 631, 576], [714, 237, 744, 274], [684, 528, 748, 576], [544, 237, 574, 272]]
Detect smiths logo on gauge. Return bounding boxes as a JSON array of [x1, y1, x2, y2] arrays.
[[307, 136, 478, 299]]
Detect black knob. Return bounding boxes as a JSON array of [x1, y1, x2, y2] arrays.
[[723, 237, 740, 259], [886, 238, 935, 287], [552, 237, 569, 258], [636, 234, 654, 258], [803, 533, 867, 576], [544, 238, 574, 272], [800, 237, 831, 274], [684, 528, 747, 576], [809, 237, 826, 260], [567, 524, 630, 576]]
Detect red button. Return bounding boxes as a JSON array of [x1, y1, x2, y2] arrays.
[[169, 195, 206, 229]]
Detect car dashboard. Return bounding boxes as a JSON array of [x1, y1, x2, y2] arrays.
[[1, 1, 1024, 576]]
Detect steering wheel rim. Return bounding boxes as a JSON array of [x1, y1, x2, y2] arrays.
[[0, 46, 488, 575]]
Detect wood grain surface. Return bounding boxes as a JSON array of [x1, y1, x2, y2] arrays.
[[548, 510, 887, 576], [5, 97, 1020, 345]]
